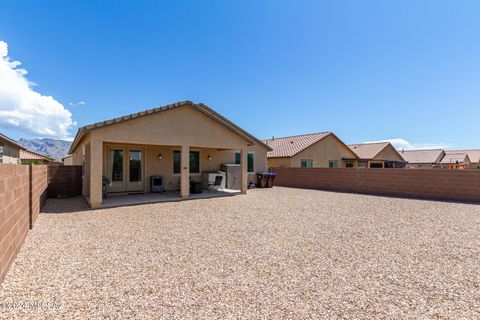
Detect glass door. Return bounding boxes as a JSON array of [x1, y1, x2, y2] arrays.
[[107, 148, 126, 193], [126, 149, 144, 192]]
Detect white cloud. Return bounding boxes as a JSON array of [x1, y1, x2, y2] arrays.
[[0, 40, 75, 139], [365, 138, 451, 150], [68, 101, 85, 107]]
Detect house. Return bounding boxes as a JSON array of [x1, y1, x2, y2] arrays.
[[69, 101, 271, 208], [19, 149, 52, 165], [449, 150, 480, 169], [400, 149, 445, 169], [263, 132, 358, 168], [62, 155, 73, 165], [440, 151, 471, 170], [348, 142, 406, 168], [0, 133, 22, 164]]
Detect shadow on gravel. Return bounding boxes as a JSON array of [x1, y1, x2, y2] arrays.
[[41, 196, 91, 214]]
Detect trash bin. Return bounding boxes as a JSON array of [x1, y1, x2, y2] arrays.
[[190, 181, 203, 194], [265, 173, 276, 188], [256, 173, 268, 188]]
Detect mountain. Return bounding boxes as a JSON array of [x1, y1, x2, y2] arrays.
[[18, 138, 72, 160]]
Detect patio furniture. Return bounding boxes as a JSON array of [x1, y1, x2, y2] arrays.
[[257, 173, 276, 188], [102, 175, 111, 199], [208, 175, 223, 192]]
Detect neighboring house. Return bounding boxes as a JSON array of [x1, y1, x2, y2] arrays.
[[62, 155, 73, 165], [19, 149, 52, 165], [0, 133, 22, 164], [440, 151, 471, 170], [400, 149, 445, 169], [449, 150, 480, 169], [348, 142, 406, 168], [69, 101, 271, 208], [263, 132, 358, 168]]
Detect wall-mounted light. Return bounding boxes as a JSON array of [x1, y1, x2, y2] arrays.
[[207, 155, 212, 160], [158, 154, 163, 160]]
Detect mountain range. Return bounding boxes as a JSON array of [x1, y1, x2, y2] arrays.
[[18, 138, 72, 160]]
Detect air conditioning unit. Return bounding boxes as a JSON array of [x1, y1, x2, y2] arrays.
[[150, 175, 164, 193]]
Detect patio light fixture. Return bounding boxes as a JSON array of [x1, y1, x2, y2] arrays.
[[158, 154, 163, 160], [207, 155, 212, 160]]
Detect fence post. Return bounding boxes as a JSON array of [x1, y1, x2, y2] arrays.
[[28, 164, 33, 229]]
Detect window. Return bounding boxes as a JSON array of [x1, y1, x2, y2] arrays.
[[109, 149, 124, 181], [328, 160, 338, 168], [190, 151, 200, 173], [234, 152, 255, 172], [0, 144, 4, 154], [173, 150, 200, 174], [129, 150, 142, 182], [369, 162, 383, 168], [345, 161, 354, 168], [301, 160, 313, 168], [173, 151, 181, 174], [358, 161, 368, 168]]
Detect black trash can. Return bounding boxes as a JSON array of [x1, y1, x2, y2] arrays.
[[265, 173, 276, 188], [257, 173, 268, 188], [190, 181, 203, 194]]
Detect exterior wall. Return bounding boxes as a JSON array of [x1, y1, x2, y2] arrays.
[[374, 144, 405, 162], [63, 156, 73, 165], [290, 135, 357, 168], [0, 141, 20, 164], [48, 165, 83, 198], [0, 164, 48, 284], [71, 106, 268, 205], [406, 163, 439, 169], [267, 157, 291, 168], [272, 167, 480, 203]]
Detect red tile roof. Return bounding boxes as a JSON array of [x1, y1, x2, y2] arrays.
[[399, 149, 445, 164], [440, 152, 470, 164], [450, 149, 480, 163], [347, 142, 391, 160], [262, 132, 332, 158]]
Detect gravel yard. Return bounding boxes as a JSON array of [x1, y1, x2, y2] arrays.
[[1, 187, 480, 319]]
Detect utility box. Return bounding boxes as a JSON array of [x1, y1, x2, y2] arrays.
[[221, 164, 241, 190]]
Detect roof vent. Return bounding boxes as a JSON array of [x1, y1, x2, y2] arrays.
[[290, 141, 294, 144]]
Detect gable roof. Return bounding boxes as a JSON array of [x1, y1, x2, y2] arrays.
[[440, 152, 470, 164], [399, 149, 445, 164], [0, 132, 23, 149], [262, 132, 334, 158], [69, 101, 272, 154], [19, 149, 51, 161], [450, 149, 480, 163], [348, 142, 393, 160]]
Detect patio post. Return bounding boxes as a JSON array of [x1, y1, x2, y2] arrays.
[[240, 147, 248, 194], [180, 145, 190, 198], [89, 137, 103, 208]]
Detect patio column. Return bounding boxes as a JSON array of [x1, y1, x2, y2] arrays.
[[89, 137, 103, 208], [240, 147, 248, 194], [180, 145, 190, 198]]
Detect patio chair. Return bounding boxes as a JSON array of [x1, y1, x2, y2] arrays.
[[208, 175, 223, 192]]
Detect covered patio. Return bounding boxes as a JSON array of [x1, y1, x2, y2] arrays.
[[101, 189, 240, 208]]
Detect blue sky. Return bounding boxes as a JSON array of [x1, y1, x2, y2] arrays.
[[0, 0, 479, 149]]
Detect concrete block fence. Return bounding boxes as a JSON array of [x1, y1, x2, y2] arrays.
[[272, 167, 480, 203]]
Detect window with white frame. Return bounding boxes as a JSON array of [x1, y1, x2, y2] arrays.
[[301, 160, 313, 168]]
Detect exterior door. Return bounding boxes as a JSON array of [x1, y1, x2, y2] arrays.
[[126, 149, 144, 192], [106, 147, 144, 193]]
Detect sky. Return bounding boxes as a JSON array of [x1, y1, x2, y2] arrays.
[[0, 0, 479, 149]]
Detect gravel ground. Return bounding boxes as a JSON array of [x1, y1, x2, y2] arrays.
[[1, 187, 480, 319]]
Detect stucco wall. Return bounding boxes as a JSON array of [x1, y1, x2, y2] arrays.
[[291, 135, 357, 168], [0, 141, 20, 164], [374, 144, 405, 162]]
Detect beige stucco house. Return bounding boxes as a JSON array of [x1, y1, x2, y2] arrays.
[[400, 149, 445, 169], [449, 149, 480, 169], [263, 132, 358, 168], [0, 133, 22, 164], [69, 101, 271, 208], [440, 151, 471, 170], [348, 142, 406, 168]]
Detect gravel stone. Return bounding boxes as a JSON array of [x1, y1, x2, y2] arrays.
[[1, 187, 480, 319]]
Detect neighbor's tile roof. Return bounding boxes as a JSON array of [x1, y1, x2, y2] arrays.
[[450, 149, 480, 163], [262, 132, 332, 158], [19, 149, 50, 161], [347, 142, 391, 160], [440, 152, 469, 164], [399, 149, 445, 164]]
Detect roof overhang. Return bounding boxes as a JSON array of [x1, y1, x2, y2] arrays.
[[69, 101, 272, 154]]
